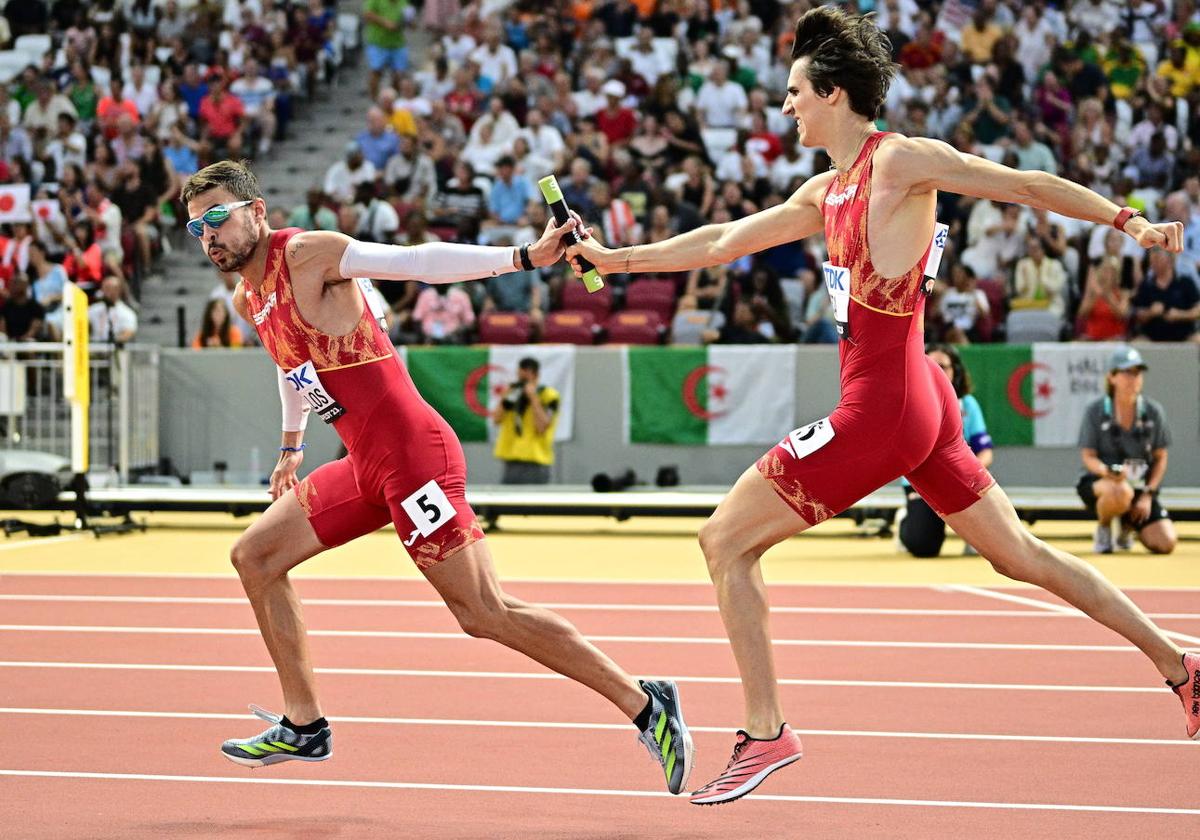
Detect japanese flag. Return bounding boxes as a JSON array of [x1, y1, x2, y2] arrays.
[[32, 198, 62, 226], [0, 184, 31, 223]]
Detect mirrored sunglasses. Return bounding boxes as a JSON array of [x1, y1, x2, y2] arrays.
[[187, 200, 253, 238]]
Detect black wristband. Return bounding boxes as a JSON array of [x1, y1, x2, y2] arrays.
[[518, 243, 534, 271]]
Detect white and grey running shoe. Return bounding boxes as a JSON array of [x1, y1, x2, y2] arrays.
[[220, 705, 332, 767], [636, 679, 694, 795]]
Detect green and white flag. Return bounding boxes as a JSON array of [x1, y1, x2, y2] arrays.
[[404, 345, 576, 442], [625, 346, 796, 444], [958, 342, 1122, 447]]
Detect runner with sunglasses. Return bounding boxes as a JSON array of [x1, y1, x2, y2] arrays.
[[180, 160, 694, 794], [567, 5, 1196, 806]]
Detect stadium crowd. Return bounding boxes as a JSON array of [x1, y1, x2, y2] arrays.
[[1, 0, 1199, 348]]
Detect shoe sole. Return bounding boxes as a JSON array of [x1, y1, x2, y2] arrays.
[[220, 750, 332, 768], [690, 752, 803, 806]]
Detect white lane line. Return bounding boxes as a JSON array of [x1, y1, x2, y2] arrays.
[[0, 660, 1164, 692], [5, 571, 1199, 593], [947, 584, 1200, 647], [1, 769, 1196, 814], [5, 593, 1199, 620], [0, 707, 1189, 747], [0, 624, 1139, 652], [0, 535, 84, 552]]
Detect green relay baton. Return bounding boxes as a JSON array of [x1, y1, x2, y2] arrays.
[[538, 175, 605, 293]]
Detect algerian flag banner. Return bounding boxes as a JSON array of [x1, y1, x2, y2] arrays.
[[404, 345, 575, 442], [625, 346, 796, 444], [958, 342, 1123, 447]]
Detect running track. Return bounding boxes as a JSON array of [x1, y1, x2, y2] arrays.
[[2, 574, 1198, 838]]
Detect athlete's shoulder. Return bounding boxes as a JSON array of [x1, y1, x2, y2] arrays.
[[284, 229, 355, 283]]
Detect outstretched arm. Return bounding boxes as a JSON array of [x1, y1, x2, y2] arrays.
[[283, 216, 581, 284], [879, 136, 1183, 252], [568, 170, 835, 276]]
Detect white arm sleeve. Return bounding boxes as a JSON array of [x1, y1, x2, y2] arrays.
[[339, 240, 519, 284], [277, 367, 310, 432]]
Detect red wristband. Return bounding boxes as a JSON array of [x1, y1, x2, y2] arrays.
[[1113, 207, 1143, 232]]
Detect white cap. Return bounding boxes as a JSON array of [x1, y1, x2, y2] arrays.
[[601, 79, 626, 99]]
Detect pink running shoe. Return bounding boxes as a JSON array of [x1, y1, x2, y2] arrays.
[[689, 724, 803, 805], [1169, 652, 1200, 739]]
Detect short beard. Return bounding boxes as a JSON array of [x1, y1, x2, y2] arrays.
[[216, 220, 260, 272]]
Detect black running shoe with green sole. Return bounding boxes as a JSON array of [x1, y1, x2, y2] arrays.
[[220, 705, 332, 768], [636, 679, 694, 794]]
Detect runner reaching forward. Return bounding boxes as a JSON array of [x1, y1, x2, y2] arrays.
[[181, 161, 693, 794], [567, 6, 1196, 806]]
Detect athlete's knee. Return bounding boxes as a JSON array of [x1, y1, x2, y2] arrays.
[[447, 597, 506, 641], [230, 536, 278, 592], [698, 516, 752, 578], [981, 530, 1043, 582]]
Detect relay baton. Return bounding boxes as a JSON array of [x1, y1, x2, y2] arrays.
[[538, 175, 605, 293]]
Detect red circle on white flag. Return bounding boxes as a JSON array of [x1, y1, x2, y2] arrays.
[[0, 195, 14, 212]]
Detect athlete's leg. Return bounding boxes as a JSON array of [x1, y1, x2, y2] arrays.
[[946, 486, 1187, 684], [422, 539, 647, 718], [229, 491, 327, 724], [698, 465, 813, 738]]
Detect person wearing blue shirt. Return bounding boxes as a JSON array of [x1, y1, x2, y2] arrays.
[[897, 343, 995, 557], [487, 156, 534, 225], [355, 107, 401, 171]]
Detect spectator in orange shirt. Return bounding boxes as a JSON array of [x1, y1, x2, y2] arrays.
[[198, 72, 246, 160], [192, 297, 244, 348], [96, 77, 140, 141]]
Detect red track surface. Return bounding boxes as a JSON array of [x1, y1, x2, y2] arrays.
[[2, 574, 1198, 838]]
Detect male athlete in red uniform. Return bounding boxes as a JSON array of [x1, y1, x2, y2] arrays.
[[181, 161, 693, 795], [568, 6, 1198, 805]]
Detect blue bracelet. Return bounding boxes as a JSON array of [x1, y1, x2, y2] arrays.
[[280, 444, 307, 452]]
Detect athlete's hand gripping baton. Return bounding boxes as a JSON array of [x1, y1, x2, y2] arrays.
[[538, 175, 604, 293]]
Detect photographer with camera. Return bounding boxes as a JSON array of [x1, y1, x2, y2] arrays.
[[491, 357, 558, 484], [1077, 346, 1176, 555]]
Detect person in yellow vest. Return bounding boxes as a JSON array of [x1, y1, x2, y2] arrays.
[[491, 357, 558, 484]]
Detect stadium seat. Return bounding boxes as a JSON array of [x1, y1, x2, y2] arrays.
[[625, 278, 678, 324], [1006, 309, 1064, 343], [976, 278, 1008, 341], [478, 312, 532, 344], [543, 310, 597, 345], [562, 281, 613, 321], [605, 310, 665, 345]]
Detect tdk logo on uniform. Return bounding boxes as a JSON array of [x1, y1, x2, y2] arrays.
[[252, 291, 277, 325], [824, 185, 858, 207], [824, 264, 849, 291], [286, 366, 313, 390]]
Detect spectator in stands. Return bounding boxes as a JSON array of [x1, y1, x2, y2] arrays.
[[192, 297, 244, 348], [0, 274, 44, 342], [487, 156, 534, 227], [1132, 248, 1200, 342], [383, 132, 436, 205], [1077, 259, 1131, 341], [111, 113, 146, 166], [940, 263, 990, 344], [959, 6, 1004, 66], [163, 124, 199, 179], [96, 77, 140, 142], [43, 112, 87, 180], [88, 275, 137, 343], [712, 300, 771, 344], [22, 80, 77, 140], [230, 58, 277, 156], [427, 160, 485, 239], [323, 142, 376, 206], [28, 239, 65, 340], [287, 189, 339, 231], [111, 162, 160, 283], [1011, 233, 1068, 318], [210, 269, 254, 344], [596, 80, 636, 146], [81, 182, 125, 283], [491, 357, 558, 485], [356, 106, 401, 172], [899, 344, 994, 557], [198, 71, 246, 162], [482, 234, 543, 332], [694, 60, 747, 129], [1010, 118, 1058, 175], [470, 21, 518, 93], [411, 282, 474, 344], [58, 218, 103, 297], [1077, 346, 1175, 555], [353, 183, 400, 244], [0, 112, 32, 168], [961, 76, 1012, 147], [799, 268, 837, 344]]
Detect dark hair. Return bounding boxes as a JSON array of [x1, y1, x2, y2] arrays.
[[790, 7, 897, 119], [518, 357, 540, 374], [180, 159, 262, 206], [925, 342, 972, 398], [199, 297, 233, 346]]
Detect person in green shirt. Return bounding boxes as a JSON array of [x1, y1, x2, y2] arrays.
[[286, 189, 339, 230], [65, 62, 98, 127], [364, 0, 409, 98]]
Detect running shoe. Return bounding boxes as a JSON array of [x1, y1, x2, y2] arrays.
[[1116, 525, 1136, 551], [690, 724, 803, 806], [1168, 652, 1200, 739], [636, 679, 694, 795], [1093, 523, 1114, 554], [220, 705, 332, 767]]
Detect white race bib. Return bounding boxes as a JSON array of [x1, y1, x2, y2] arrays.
[[822, 262, 852, 340], [401, 479, 456, 545], [921, 222, 950, 295], [355, 277, 389, 331], [778, 417, 835, 461], [283, 360, 345, 424]]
